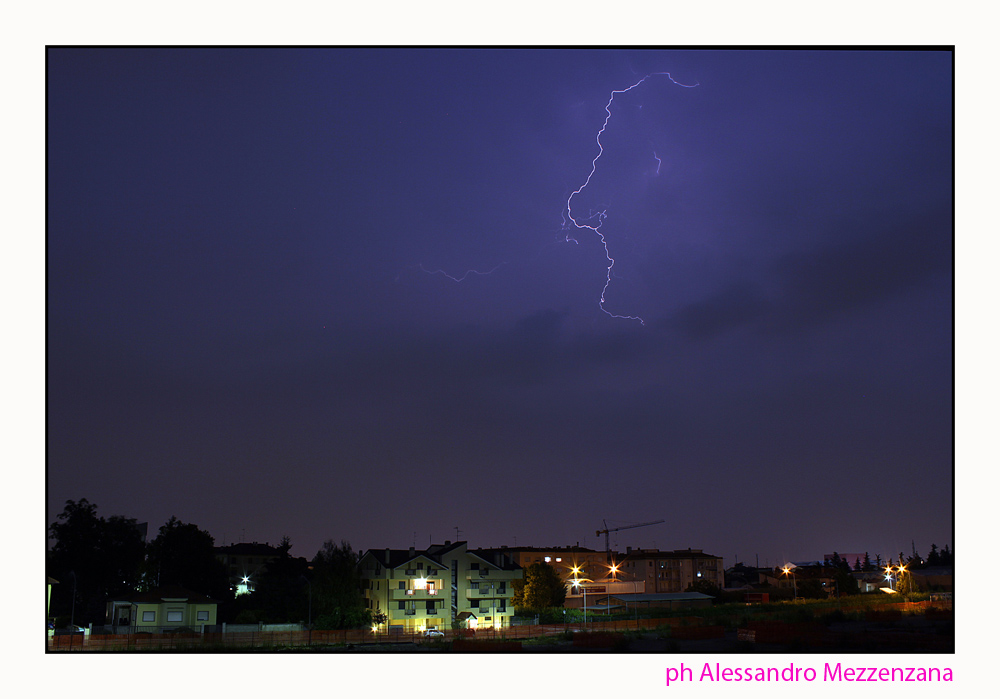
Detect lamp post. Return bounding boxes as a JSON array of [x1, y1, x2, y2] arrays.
[[782, 565, 797, 600], [69, 570, 77, 629], [572, 579, 588, 627]]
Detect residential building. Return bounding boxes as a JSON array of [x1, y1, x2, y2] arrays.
[[215, 541, 281, 595], [106, 586, 218, 632], [359, 541, 522, 633], [909, 567, 953, 592], [481, 545, 609, 582], [614, 547, 724, 593]]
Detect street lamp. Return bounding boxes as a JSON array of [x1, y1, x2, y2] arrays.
[[571, 578, 588, 627], [883, 564, 895, 591], [782, 565, 797, 600]]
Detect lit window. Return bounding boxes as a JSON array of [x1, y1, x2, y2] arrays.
[[544, 557, 551, 563], [555, 558, 562, 562], [197, 611, 209, 621], [142, 611, 155, 622]]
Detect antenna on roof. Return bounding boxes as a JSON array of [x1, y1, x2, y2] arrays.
[[455, 526, 463, 540]]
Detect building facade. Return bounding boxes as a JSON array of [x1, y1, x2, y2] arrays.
[[615, 548, 724, 593], [359, 541, 522, 633], [483, 546, 609, 582], [106, 586, 218, 632], [215, 541, 281, 595]]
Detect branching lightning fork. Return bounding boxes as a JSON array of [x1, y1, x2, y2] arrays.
[[565, 72, 698, 325]]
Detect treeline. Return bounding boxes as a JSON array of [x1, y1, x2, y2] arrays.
[[47, 499, 368, 629]]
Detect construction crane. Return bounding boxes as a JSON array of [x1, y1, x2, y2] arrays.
[[596, 519, 665, 561]]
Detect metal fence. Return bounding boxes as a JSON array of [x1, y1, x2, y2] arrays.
[[48, 617, 678, 651], [48, 600, 951, 651]]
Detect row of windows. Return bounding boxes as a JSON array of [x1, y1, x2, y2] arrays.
[[140, 610, 210, 622]]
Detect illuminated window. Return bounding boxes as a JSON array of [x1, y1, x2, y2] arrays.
[[544, 557, 551, 563], [555, 558, 562, 562], [196, 611, 209, 621], [142, 611, 155, 622]]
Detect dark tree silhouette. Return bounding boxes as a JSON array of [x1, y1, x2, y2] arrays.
[[47, 499, 146, 625]]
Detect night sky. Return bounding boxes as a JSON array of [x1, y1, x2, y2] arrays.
[[47, 48, 953, 567]]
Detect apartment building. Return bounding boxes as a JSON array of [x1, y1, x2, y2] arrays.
[[359, 541, 522, 633], [215, 542, 281, 595], [616, 548, 724, 593], [482, 545, 609, 582]]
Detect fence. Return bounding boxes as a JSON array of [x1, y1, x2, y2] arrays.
[[48, 616, 689, 651], [48, 600, 952, 651]]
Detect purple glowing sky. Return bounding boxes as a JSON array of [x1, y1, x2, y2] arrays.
[[47, 48, 952, 567]]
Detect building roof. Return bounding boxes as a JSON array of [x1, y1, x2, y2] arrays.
[[361, 542, 521, 572], [215, 542, 280, 556], [620, 548, 723, 560], [606, 592, 715, 603], [113, 585, 219, 605], [483, 545, 599, 553]]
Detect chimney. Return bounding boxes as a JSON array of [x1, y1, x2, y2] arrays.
[[409, 546, 415, 558], [627, 546, 632, 554], [385, 548, 390, 563]]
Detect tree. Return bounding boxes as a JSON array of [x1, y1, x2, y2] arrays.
[[511, 562, 566, 610], [246, 535, 310, 623], [48, 499, 146, 625], [145, 516, 230, 600], [925, 543, 941, 567], [685, 579, 721, 599], [828, 553, 859, 596], [310, 539, 370, 629]]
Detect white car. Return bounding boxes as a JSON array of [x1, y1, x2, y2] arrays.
[[424, 629, 445, 637]]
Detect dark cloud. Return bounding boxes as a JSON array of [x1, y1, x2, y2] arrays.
[[666, 281, 770, 339], [48, 48, 952, 563]]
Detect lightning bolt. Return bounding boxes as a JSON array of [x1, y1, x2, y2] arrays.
[[566, 72, 698, 325], [418, 262, 506, 282], [412, 71, 697, 326]]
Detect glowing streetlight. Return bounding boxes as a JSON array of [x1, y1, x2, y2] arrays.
[[782, 565, 797, 600]]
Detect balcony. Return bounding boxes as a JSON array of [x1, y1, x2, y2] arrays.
[[392, 588, 441, 601]]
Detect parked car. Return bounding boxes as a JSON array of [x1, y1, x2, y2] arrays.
[[424, 629, 444, 637]]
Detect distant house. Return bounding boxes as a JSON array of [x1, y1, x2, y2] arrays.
[[215, 541, 281, 595], [616, 548, 725, 593], [909, 567, 953, 592], [106, 586, 218, 632], [480, 545, 607, 583], [851, 570, 888, 593]]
